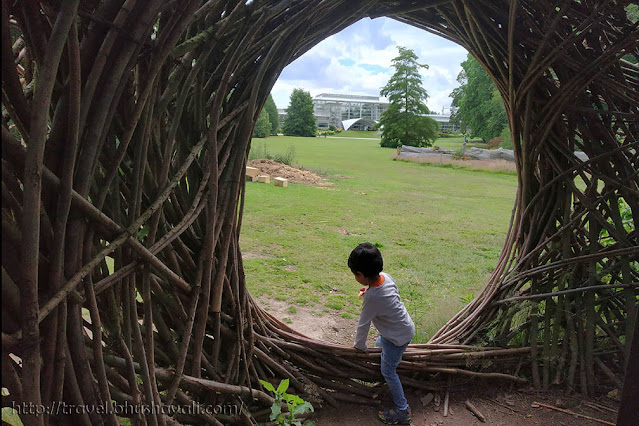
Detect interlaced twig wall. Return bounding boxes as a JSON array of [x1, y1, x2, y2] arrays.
[[2, 1, 637, 424]]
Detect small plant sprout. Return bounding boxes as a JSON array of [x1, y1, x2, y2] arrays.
[[259, 379, 315, 426]]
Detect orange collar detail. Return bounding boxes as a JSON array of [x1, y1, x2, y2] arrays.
[[369, 274, 385, 288]]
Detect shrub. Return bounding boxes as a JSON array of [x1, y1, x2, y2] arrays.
[[249, 143, 296, 165], [248, 141, 270, 161], [498, 126, 513, 149], [272, 145, 296, 166], [436, 132, 454, 138], [487, 136, 504, 149], [499, 138, 513, 150]]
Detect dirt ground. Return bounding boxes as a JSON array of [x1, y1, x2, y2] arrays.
[[310, 387, 620, 425], [259, 298, 359, 344], [247, 159, 334, 187]]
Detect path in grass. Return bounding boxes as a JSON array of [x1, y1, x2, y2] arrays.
[[240, 135, 517, 343]]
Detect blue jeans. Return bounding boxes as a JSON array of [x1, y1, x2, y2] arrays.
[[376, 336, 410, 411]]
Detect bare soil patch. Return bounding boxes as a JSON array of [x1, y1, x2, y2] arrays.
[[312, 386, 619, 426], [241, 250, 275, 260], [258, 298, 378, 347], [337, 227, 362, 236], [247, 159, 333, 187]]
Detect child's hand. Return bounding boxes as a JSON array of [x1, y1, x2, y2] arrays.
[[358, 287, 366, 299]]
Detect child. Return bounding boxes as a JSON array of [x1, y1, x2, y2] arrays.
[[349, 242, 415, 425]]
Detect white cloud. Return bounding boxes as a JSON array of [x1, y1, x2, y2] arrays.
[[271, 17, 469, 113]]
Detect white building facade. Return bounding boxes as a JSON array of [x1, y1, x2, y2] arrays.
[[425, 114, 460, 133], [279, 93, 459, 133], [312, 93, 389, 129]]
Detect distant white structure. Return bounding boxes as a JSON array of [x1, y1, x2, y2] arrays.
[[277, 108, 287, 126], [313, 93, 389, 129], [425, 113, 460, 133], [280, 93, 459, 132]]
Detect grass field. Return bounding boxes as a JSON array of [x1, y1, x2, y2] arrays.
[[240, 135, 518, 341], [328, 130, 380, 138], [324, 130, 487, 150], [427, 136, 487, 152]]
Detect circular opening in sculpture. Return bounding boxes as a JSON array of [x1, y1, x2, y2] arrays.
[[240, 18, 518, 346]]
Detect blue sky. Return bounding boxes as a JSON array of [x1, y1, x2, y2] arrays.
[[271, 17, 469, 114]]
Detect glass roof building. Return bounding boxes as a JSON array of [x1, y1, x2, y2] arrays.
[[312, 93, 389, 129], [278, 93, 459, 133]]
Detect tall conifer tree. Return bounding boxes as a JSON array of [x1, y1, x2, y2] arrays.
[[379, 47, 438, 148]]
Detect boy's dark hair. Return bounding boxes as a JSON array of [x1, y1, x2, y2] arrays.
[[348, 242, 383, 278]]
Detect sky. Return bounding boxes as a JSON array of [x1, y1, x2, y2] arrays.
[[271, 17, 470, 114]]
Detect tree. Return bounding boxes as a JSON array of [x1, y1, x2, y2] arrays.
[[450, 54, 508, 142], [265, 94, 279, 135], [623, 5, 638, 64], [379, 46, 438, 148], [283, 88, 316, 137], [627, 4, 639, 23], [253, 108, 271, 138]]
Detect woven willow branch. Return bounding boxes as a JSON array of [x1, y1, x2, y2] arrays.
[[2, 1, 637, 424]]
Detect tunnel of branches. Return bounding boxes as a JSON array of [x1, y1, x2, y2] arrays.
[[2, 0, 638, 424]]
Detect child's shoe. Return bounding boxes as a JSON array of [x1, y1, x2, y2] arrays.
[[378, 407, 411, 424]]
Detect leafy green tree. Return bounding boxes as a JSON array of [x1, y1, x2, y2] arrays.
[[450, 54, 508, 142], [253, 108, 271, 138], [627, 4, 638, 23], [283, 88, 316, 137], [379, 46, 438, 148], [623, 5, 638, 63], [265, 94, 279, 135]]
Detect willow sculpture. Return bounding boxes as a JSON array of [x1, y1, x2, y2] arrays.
[[2, 0, 638, 424]]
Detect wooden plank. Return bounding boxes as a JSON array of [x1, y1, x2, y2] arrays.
[[246, 166, 260, 178], [273, 177, 288, 187]]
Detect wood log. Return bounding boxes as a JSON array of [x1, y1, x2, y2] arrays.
[[465, 400, 486, 422]]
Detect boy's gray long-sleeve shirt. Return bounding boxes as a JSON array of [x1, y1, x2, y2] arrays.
[[354, 273, 415, 350]]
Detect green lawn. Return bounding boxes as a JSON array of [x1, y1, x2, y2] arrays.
[[241, 136, 517, 341], [432, 136, 487, 151], [326, 130, 487, 149], [329, 130, 380, 138]]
